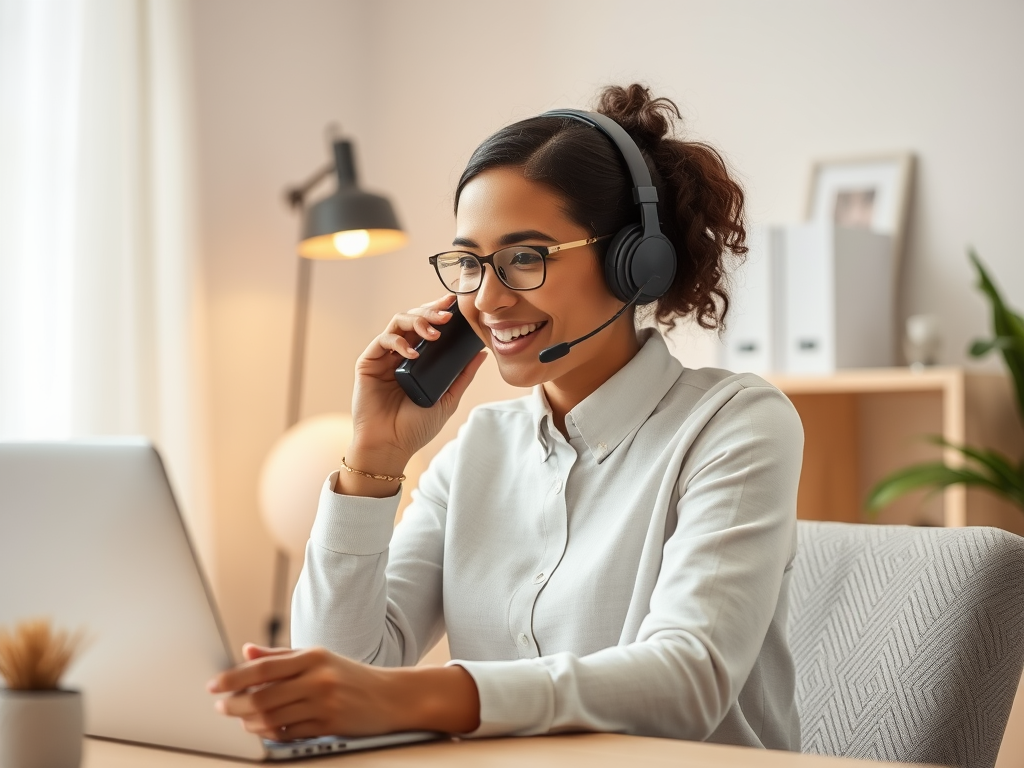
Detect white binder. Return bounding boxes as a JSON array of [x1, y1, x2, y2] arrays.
[[781, 222, 894, 374], [721, 224, 785, 374]]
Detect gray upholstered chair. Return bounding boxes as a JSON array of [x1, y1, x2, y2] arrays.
[[789, 521, 1024, 767]]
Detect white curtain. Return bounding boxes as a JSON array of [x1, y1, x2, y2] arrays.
[[0, 0, 212, 564]]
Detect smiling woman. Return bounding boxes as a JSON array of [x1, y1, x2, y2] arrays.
[[210, 84, 804, 751]]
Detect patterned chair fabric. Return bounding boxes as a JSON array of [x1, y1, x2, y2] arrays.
[[789, 521, 1024, 767]]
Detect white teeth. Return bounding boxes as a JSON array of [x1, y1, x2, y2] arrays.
[[492, 323, 541, 343]]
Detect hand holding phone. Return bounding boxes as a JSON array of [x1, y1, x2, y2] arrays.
[[344, 296, 487, 491], [395, 301, 484, 407]]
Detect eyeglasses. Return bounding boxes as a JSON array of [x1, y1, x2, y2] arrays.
[[429, 235, 612, 294]]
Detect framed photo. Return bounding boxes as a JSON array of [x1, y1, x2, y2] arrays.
[[805, 153, 915, 269]]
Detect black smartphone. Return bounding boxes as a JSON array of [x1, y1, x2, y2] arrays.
[[394, 301, 484, 408]]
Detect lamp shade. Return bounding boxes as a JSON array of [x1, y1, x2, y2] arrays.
[[297, 139, 407, 259], [258, 413, 354, 557]]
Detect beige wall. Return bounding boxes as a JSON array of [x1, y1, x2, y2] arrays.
[[190, 0, 1024, 653]]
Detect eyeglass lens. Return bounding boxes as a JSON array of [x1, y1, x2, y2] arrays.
[[435, 247, 545, 293]]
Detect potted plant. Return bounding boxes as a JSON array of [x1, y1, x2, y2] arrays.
[[0, 619, 86, 768], [867, 251, 1024, 514]]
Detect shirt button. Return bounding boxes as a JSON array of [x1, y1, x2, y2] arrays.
[[554, 480, 563, 493], [517, 633, 529, 646], [533, 572, 546, 584]]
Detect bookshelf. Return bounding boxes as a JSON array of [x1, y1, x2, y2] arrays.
[[766, 367, 1024, 532]]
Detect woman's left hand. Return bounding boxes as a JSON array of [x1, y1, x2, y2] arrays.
[[208, 644, 480, 740]]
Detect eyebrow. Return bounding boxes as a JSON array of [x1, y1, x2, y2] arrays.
[[451, 229, 559, 249]]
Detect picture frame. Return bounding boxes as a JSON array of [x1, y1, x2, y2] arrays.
[[805, 152, 916, 272]]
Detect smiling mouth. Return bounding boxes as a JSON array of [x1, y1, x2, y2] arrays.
[[490, 322, 547, 343]]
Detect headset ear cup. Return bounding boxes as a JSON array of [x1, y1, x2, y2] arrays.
[[630, 234, 677, 304], [603, 224, 642, 302]]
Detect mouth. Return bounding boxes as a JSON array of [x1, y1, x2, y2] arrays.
[[490, 322, 545, 342], [488, 321, 548, 354]]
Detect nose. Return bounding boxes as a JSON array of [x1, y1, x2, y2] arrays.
[[474, 263, 516, 314]]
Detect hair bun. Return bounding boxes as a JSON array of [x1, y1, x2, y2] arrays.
[[595, 84, 680, 150]]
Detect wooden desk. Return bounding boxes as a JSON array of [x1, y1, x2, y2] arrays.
[[84, 733, 932, 767]]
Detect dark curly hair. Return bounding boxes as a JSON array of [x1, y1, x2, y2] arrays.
[[454, 83, 747, 331]]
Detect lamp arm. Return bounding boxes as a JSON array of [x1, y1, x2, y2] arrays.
[[284, 161, 335, 211]]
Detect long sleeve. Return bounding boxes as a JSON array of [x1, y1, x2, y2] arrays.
[[451, 384, 803, 743], [290, 439, 457, 666]]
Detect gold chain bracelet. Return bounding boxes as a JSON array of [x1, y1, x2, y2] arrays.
[[340, 456, 406, 483]]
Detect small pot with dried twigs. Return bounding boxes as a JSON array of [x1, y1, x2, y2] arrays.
[[0, 619, 87, 768]]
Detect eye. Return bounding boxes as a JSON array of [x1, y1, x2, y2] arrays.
[[508, 250, 543, 267], [458, 256, 480, 270]]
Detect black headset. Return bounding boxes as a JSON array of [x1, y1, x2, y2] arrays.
[[540, 109, 677, 305]]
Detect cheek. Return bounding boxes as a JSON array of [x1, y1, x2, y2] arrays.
[[554, 260, 618, 324], [457, 296, 484, 339]]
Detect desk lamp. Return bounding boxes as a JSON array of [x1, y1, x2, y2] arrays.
[[258, 127, 407, 647]]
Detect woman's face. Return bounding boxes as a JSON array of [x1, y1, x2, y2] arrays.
[[454, 167, 635, 391]]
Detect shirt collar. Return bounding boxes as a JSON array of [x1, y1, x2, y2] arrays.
[[530, 328, 683, 463]]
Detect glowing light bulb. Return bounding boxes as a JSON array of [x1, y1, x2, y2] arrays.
[[332, 229, 370, 258]]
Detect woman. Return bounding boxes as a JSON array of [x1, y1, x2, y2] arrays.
[[209, 84, 804, 750]]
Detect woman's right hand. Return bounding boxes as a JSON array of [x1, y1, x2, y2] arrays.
[[342, 294, 487, 494]]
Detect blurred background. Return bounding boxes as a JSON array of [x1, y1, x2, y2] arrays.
[[2, 0, 1022, 669]]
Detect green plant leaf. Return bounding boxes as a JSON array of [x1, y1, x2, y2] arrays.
[[970, 336, 1018, 357], [866, 462, 1013, 511], [969, 250, 1024, 421], [924, 436, 1024, 501]]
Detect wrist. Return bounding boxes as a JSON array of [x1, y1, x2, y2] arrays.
[[389, 665, 480, 735], [345, 441, 410, 478]]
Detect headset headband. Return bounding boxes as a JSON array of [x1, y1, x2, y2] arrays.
[[540, 109, 661, 239]]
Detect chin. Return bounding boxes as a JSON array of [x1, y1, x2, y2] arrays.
[[493, 357, 547, 389]]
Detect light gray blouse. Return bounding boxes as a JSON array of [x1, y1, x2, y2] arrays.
[[292, 329, 804, 749]]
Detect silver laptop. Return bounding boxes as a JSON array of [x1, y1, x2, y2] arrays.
[[0, 439, 440, 760]]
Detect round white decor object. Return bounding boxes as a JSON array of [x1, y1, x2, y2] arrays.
[[259, 413, 355, 557]]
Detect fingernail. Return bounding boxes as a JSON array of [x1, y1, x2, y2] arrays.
[[437, 310, 451, 318], [428, 328, 439, 336], [207, 679, 220, 693]]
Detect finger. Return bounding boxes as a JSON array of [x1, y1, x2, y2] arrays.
[[242, 700, 322, 734], [243, 643, 291, 661], [407, 306, 454, 325], [420, 294, 456, 310], [375, 331, 421, 360], [216, 678, 306, 718], [260, 720, 329, 742], [364, 313, 440, 363], [208, 653, 310, 694], [440, 349, 488, 409], [388, 312, 443, 342]]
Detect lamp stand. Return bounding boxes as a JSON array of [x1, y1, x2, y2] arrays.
[[266, 161, 333, 649]]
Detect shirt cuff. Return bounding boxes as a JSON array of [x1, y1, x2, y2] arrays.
[[308, 471, 401, 556], [446, 659, 554, 737]]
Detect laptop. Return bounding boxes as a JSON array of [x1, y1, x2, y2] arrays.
[[0, 439, 441, 760]]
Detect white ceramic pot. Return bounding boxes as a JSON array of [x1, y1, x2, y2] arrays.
[[0, 689, 83, 768]]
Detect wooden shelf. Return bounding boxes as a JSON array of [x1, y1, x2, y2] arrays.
[[765, 367, 1024, 531]]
